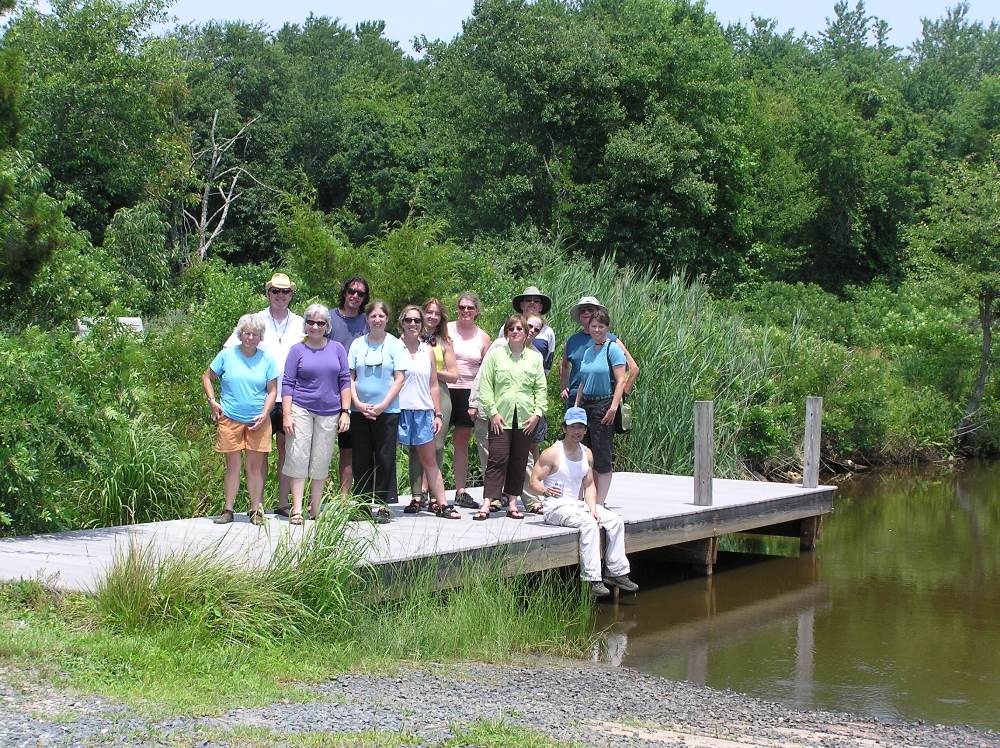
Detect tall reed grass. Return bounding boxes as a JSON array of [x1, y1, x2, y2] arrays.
[[540, 254, 793, 476]]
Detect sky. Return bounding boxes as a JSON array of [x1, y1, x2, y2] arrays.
[[164, 0, 996, 55]]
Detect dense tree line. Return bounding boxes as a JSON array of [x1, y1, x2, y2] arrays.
[[0, 0, 996, 306]]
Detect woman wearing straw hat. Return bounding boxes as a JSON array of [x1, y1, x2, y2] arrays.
[[500, 287, 556, 373], [559, 296, 639, 504]]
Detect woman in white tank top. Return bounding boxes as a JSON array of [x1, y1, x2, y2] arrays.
[[397, 305, 458, 519]]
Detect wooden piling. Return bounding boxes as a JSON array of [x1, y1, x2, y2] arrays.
[[694, 400, 714, 506], [803, 396, 822, 489]]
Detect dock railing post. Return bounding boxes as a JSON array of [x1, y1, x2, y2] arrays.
[[802, 396, 822, 489], [694, 400, 714, 506]]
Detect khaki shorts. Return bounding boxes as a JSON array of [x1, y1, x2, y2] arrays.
[[215, 415, 272, 453], [282, 403, 340, 480]]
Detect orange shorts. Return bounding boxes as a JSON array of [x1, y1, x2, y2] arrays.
[[215, 415, 272, 453]]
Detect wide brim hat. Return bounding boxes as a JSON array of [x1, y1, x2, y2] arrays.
[[512, 286, 552, 315], [569, 295, 606, 323], [265, 272, 295, 291]]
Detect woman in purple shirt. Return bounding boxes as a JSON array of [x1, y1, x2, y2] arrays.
[[281, 304, 351, 525]]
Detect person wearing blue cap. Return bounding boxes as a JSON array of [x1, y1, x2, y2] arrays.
[[528, 407, 637, 597]]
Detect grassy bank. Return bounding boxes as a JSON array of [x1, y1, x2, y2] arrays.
[[0, 512, 593, 714]]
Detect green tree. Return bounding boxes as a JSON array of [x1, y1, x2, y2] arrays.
[[906, 144, 1000, 439], [4, 0, 184, 241]]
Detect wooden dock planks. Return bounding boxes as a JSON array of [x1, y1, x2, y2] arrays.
[[0, 473, 835, 592]]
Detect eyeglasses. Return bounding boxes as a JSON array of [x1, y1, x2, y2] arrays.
[[402, 317, 422, 325], [240, 330, 261, 337], [527, 323, 542, 332], [305, 319, 327, 327], [269, 288, 292, 295], [346, 287, 366, 297], [458, 304, 477, 311], [507, 325, 525, 333]]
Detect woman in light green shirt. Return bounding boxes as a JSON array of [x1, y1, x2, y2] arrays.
[[475, 314, 547, 520]]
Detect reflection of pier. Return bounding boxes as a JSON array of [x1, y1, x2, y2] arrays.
[[597, 555, 829, 707]]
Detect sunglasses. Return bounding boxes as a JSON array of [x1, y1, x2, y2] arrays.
[[346, 288, 366, 297], [458, 304, 477, 311], [305, 319, 327, 327], [402, 317, 422, 324], [508, 325, 525, 332], [527, 324, 542, 332], [269, 288, 292, 295]]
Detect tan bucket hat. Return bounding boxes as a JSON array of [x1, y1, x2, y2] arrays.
[[265, 272, 295, 291]]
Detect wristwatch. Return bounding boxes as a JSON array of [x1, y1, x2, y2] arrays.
[[434, 412, 443, 418], [340, 408, 350, 414]]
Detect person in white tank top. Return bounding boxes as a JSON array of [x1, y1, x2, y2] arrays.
[[529, 407, 638, 597]]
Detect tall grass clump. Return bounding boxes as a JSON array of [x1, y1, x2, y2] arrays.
[[346, 554, 594, 661], [94, 515, 593, 661], [541, 254, 789, 476]]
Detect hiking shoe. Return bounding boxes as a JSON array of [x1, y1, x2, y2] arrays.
[[248, 509, 264, 526], [604, 575, 639, 592], [588, 580, 611, 597], [455, 491, 478, 509], [373, 506, 392, 524], [213, 509, 234, 525]]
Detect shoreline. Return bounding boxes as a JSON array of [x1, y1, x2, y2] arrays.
[[3, 658, 997, 747]]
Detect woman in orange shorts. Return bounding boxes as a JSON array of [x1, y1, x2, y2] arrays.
[[202, 313, 279, 525]]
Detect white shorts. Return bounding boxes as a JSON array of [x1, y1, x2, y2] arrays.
[[282, 403, 339, 480]]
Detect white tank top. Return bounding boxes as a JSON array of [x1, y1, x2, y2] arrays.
[[542, 440, 589, 511], [399, 342, 434, 410]]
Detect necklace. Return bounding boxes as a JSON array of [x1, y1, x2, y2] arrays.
[[268, 310, 290, 343]]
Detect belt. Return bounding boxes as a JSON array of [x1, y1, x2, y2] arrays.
[[581, 395, 611, 403]]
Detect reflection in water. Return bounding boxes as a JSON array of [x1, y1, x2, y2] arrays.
[[594, 461, 1000, 731]]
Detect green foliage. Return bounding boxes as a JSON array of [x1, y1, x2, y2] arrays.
[[6, 0, 183, 239], [101, 201, 173, 315]]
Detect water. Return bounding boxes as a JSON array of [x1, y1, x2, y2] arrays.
[[594, 461, 1000, 730]]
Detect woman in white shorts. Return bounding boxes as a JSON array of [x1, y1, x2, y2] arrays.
[[281, 304, 351, 525]]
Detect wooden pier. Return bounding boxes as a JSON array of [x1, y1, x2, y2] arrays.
[[0, 473, 834, 592]]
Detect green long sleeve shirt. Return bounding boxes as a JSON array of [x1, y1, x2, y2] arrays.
[[478, 344, 547, 427]]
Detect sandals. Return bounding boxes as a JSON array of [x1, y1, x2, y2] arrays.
[[403, 497, 422, 514], [505, 509, 525, 520], [289, 512, 304, 526], [472, 510, 490, 521], [489, 498, 503, 513], [248, 508, 264, 526], [430, 502, 461, 520], [373, 506, 392, 524], [213, 509, 234, 525], [455, 491, 478, 509]]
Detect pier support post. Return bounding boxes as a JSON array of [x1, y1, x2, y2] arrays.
[[656, 537, 719, 576], [802, 396, 823, 489], [694, 400, 714, 506]]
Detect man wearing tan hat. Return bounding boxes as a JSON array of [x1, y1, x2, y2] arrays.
[[225, 272, 303, 515]]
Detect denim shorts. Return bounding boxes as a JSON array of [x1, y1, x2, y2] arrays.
[[397, 409, 435, 446]]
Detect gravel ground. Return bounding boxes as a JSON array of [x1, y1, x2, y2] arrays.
[[2, 659, 998, 747]]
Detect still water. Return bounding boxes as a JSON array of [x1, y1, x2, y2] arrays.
[[595, 461, 1000, 730]]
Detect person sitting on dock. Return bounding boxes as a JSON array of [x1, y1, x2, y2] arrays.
[[529, 407, 638, 597]]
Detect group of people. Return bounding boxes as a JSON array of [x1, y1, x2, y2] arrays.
[[201, 272, 640, 595]]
